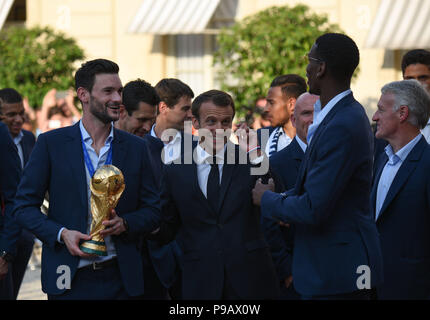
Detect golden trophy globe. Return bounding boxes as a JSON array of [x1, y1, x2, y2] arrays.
[[80, 164, 125, 256]]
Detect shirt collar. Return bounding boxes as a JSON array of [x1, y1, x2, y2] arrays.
[[195, 143, 226, 165], [151, 124, 181, 145], [384, 133, 422, 165], [295, 135, 307, 153], [79, 120, 114, 146], [13, 130, 24, 146], [307, 89, 352, 143]]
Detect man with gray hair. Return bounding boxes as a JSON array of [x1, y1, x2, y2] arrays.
[[371, 79, 430, 299]]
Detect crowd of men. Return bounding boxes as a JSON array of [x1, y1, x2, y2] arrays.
[[1, 32, 430, 300]]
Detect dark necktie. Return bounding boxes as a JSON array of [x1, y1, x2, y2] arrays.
[[207, 156, 220, 212], [269, 128, 282, 157]]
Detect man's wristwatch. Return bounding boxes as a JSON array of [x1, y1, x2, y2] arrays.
[[1, 251, 14, 263]]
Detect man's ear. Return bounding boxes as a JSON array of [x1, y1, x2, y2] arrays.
[[192, 115, 200, 130], [316, 62, 326, 79], [77, 87, 89, 104], [398, 105, 409, 123], [288, 97, 296, 114], [119, 105, 127, 120], [158, 101, 168, 115]]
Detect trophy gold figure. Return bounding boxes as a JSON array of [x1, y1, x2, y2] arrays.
[[80, 164, 125, 256]]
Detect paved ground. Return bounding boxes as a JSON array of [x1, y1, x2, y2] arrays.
[[17, 245, 47, 300], [17, 267, 46, 300]]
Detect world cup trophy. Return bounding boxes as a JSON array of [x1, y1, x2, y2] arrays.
[[79, 165, 125, 256]]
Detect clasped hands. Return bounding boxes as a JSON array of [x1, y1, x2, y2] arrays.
[[252, 178, 290, 228], [61, 209, 126, 258]]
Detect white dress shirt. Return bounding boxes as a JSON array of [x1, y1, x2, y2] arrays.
[[57, 121, 117, 268], [195, 144, 225, 198], [150, 124, 182, 163], [375, 133, 422, 221], [264, 126, 293, 157], [307, 89, 352, 144], [12, 130, 24, 169]]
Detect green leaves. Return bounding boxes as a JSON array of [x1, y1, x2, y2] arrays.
[[0, 25, 85, 108], [213, 4, 342, 118]]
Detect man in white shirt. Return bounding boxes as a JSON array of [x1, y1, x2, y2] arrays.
[[401, 49, 430, 143], [261, 74, 307, 157], [151, 78, 194, 164], [151, 89, 279, 299], [371, 79, 430, 299]]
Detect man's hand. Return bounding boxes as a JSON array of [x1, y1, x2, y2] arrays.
[[252, 178, 274, 206], [61, 228, 93, 258], [284, 275, 293, 289], [100, 209, 127, 237], [0, 257, 9, 281]]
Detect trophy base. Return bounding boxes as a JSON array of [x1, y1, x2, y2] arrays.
[[79, 240, 108, 256]]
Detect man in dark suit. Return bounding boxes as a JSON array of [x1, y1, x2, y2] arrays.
[[371, 79, 430, 299], [0, 88, 36, 299], [262, 92, 318, 299], [115, 78, 179, 300], [0, 122, 21, 299], [12, 59, 161, 299], [152, 90, 279, 299], [145, 78, 195, 300], [253, 33, 383, 299]]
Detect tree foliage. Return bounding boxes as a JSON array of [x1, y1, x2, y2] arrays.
[[0, 26, 85, 108], [214, 4, 342, 117]]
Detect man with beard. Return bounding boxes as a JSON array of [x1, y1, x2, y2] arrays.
[[115, 79, 158, 137], [12, 59, 161, 299]]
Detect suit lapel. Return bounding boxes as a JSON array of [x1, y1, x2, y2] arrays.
[[112, 129, 127, 171], [295, 93, 354, 191], [65, 123, 88, 223], [377, 137, 427, 219], [371, 152, 388, 216]]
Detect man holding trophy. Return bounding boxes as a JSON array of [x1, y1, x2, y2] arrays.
[[13, 59, 161, 299]]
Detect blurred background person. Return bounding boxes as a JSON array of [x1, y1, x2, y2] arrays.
[[36, 88, 81, 134]]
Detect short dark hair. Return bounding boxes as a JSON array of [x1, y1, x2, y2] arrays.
[[155, 78, 194, 109], [192, 90, 235, 120], [0, 88, 23, 104], [314, 33, 359, 82], [75, 59, 119, 92], [401, 49, 430, 75], [122, 79, 160, 116], [270, 74, 307, 99]]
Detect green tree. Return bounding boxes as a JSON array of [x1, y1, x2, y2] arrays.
[[214, 4, 343, 117], [0, 25, 85, 108]]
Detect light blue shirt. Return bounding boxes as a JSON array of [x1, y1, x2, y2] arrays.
[[307, 89, 352, 144], [57, 121, 117, 268], [375, 133, 422, 220]]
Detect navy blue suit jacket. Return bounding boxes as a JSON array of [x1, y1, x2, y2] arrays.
[[262, 137, 303, 282], [143, 134, 182, 289], [13, 123, 161, 296], [0, 129, 36, 255], [0, 123, 21, 251], [21, 129, 36, 166], [154, 142, 280, 299], [262, 93, 383, 296], [372, 136, 430, 299]]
